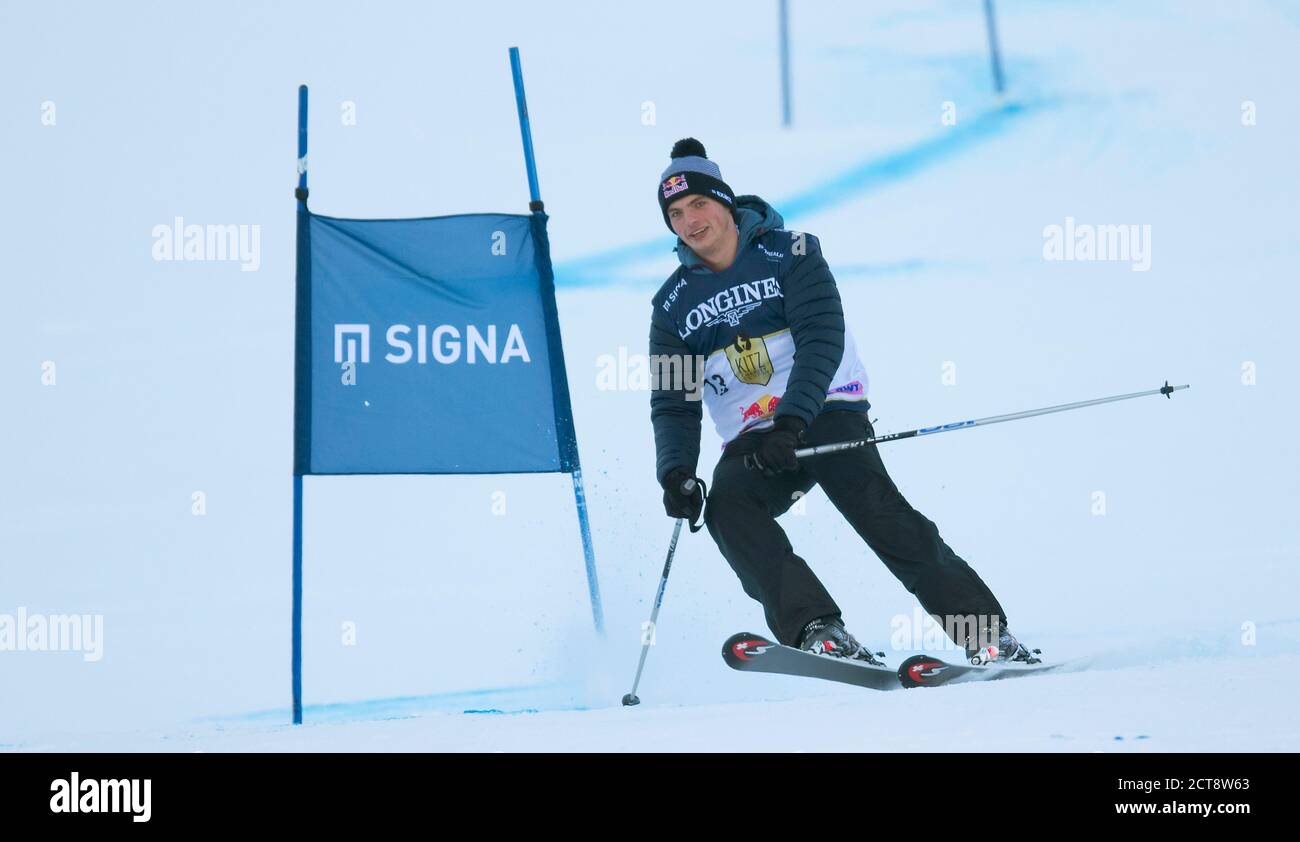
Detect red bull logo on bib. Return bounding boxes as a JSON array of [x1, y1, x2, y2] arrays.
[[739, 394, 781, 426]]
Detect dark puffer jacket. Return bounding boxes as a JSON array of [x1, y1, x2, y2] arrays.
[[649, 195, 870, 484]]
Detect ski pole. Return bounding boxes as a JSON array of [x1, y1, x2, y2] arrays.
[[747, 381, 1188, 469], [622, 477, 703, 707]]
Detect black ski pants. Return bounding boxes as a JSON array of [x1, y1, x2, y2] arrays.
[[704, 408, 1007, 647]]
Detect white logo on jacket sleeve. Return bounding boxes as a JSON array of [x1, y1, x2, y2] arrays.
[[661, 276, 689, 312]]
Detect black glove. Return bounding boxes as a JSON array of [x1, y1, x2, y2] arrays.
[[661, 467, 705, 524], [746, 415, 807, 476]]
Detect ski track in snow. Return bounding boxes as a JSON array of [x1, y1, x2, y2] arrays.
[[11, 618, 1300, 751], [3, 0, 1298, 751]]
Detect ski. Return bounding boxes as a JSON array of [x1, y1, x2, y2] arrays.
[[897, 653, 1062, 688], [723, 632, 1074, 691], [722, 632, 903, 691]]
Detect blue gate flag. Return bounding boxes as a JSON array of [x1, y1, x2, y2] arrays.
[[295, 210, 569, 475], [289, 63, 604, 727]]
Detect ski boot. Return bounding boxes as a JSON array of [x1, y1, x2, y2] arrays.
[[797, 616, 887, 666], [965, 622, 1042, 665]]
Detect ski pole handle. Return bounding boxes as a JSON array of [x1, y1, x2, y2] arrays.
[[681, 476, 706, 533]]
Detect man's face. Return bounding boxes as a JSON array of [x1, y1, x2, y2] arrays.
[[667, 193, 733, 255]]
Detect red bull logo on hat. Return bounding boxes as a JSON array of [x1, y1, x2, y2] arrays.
[[662, 174, 689, 199]]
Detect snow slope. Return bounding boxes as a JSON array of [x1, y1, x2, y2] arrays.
[[1, 0, 1297, 750]]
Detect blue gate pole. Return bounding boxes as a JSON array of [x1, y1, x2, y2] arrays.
[[778, 0, 792, 127], [291, 475, 303, 724], [291, 83, 310, 725], [509, 47, 542, 209], [983, 0, 1006, 95], [509, 47, 605, 635]]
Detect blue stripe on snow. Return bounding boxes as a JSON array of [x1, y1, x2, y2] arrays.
[[554, 98, 1056, 288], [203, 681, 585, 725]]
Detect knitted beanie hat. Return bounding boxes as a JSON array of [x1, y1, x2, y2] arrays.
[[657, 138, 736, 232]]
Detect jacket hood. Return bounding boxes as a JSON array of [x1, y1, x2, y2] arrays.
[[674, 195, 784, 270]]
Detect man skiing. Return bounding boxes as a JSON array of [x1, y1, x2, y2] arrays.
[[648, 138, 1037, 665]]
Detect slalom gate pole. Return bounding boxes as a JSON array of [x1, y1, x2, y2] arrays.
[[291, 83, 310, 726]]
